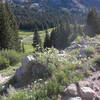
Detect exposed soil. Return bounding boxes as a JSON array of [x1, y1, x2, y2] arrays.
[[0, 75, 11, 84]]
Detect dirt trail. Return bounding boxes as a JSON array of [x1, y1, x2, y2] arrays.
[[0, 75, 11, 84]]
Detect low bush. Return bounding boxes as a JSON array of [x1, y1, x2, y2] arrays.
[[0, 80, 60, 100], [0, 56, 9, 70], [93, 56, 100, 65], [35, 48, 82, 84], [0, 50, 22, 66], [0, 48, 85, 100], [85, 46, 96, 57]]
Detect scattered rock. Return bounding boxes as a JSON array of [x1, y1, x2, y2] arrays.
[[22, 55, 35, 67], [97, 76, 100, 80], [80, 87, 96, 99], [65, 84, 78, 96], [4, 55, 51, 88], [79, 81, 90, 87], [90, 67, 96, 72], [94, 85, 99, 92], [0, 75, 12, 84], [95, 96, 100, 100], [92, 77, 96, 81], [68, 97, 82, 100]]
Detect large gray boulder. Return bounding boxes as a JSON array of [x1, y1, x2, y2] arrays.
[[22, 55, 35, 67], [4, 55, 51, 88], [80, 87, 96, 99]]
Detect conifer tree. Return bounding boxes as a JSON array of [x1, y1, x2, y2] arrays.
[[86, 8, 100, 36], [32, 28, 42, 51], [0, 1, 20, 51], [50, 29, 56, 48], [50, 21, 72, 50], [44, 30, 51, 49]]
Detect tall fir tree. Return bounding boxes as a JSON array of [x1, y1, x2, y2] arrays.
[[50, 29, 56, 48], [0, 1, 20, 51], [44, 30, 51, 49], [86, 8, 100, 36], [32, 28, 42, 51], [50, 21, 72, 50]]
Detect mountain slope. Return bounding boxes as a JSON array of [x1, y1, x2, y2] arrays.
[[7, 0, 100, 11]]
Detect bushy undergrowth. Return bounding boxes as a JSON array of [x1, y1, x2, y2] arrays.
[[0, 48, 92, 100], [84, 46, 96, 57], [0, 56, 9, 70], [93, 55, 100, 65], [0, 79, 62, 100], [0, 48, 85, 100], [0, 50, 22, 66], [35, 48, 83, 84]]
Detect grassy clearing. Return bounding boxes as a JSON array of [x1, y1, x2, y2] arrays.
[[0, 63, 21, 76], [0, 28, 52, 76], [19, 28, 53, 53], [24, 44, 34, 54], [19, 31, 33, 37]]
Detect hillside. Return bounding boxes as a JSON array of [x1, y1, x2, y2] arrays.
[[1, 0, 100, 99], [0, 34, 100, 100], [6, 0, 100, 12]]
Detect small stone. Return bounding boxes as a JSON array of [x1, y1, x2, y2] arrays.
[[94, 86, 99, 92], [79, 81, 90, 87], [97, 76, 100, 80], [92, 78, 96, 81], [90, 67, 96, 72], [68, 97, 82, 100], [95, 96, 100, 100], [65, 84, 78, 96], [22, 55, 35, 67]]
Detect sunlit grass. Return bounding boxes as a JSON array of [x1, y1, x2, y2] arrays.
[[0, 63, 21, 76], [19, 28, 53, 53], [24, 44, 34, 53], [19, 31, 33, 37]]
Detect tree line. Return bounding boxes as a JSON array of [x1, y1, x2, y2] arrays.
[[11, 3, 86, 31], [0, 1, 100, 52], [33, 8, 100, 51], [0, 0, 20, 51]]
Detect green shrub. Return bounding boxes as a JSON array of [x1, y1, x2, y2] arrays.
[[0, 48, 84, 100], [47, 79, 61, 97], [55, 62, 84, 85], [85, 46, 96, 57], [0, 56, 9, 70], [0, 83, 51, 100], [75, 36, 82, 44], [93, 56, 100, 65], [0, 50, 22, 66], [55, 71, 67, 84]]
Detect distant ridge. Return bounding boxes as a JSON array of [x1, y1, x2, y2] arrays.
[[5, 0, 100, 11]]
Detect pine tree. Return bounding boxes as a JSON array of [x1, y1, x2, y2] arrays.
[[86, 8, 100, 36], [50, 29, 56, 48], [50, 21, 72, 50], [6, 3, 21, 51], [32, 29, 42, 51], [0, 1, 20, 51], [44, 30, 51, 49], [0, 0, 9, 49]]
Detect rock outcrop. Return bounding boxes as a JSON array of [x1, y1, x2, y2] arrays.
[[64, 84, 78, 96], [3, 55, 51, 88], [80, 87, 96, 99], [62, 71, 100, 100]]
